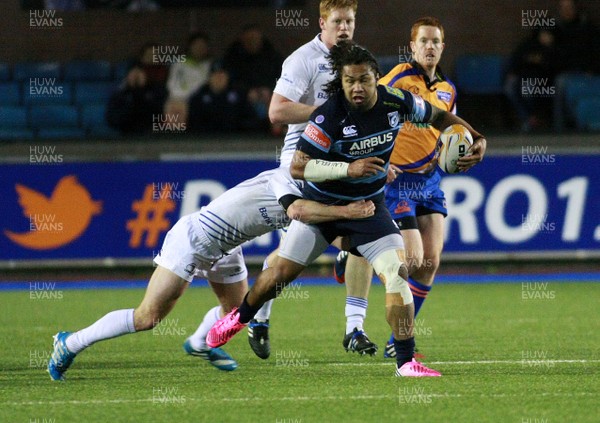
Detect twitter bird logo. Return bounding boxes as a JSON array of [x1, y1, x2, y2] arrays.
[[4, 175, 102, 250]]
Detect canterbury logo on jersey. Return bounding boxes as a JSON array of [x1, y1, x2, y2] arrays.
[[318, 63, 332, 72], [348, 132, 394, 155], [342, 125, 358, 137]]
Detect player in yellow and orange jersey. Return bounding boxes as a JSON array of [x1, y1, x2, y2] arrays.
[[334, 16, 486, 358]]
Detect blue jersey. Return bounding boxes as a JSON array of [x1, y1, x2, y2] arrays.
[[297, 85, 431, 204]]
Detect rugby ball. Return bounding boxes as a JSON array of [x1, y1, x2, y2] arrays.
[[437, 124, 473, 173]]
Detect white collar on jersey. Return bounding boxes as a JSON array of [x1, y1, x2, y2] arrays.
[[315, 34, 330, 55]]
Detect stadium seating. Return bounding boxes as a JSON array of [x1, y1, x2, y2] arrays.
[[112, 61, 131, 82], [0, 63, 10, 81], [22, 82, 73, 105], [13, 61, 62, 82], [29, 104, 80, 129], [555, 74, 600, 131], [575, 97, 600, 131], [0, 106, 28, 128], [64, 60, 112, 81], [0, 61, 124, 140], [454, 54, 505, 95], [74, 81, 116, 106], [37, 127, 86, 139], [81, 103, 120, 137], [0, 106, 34, 140], [0, 82, 21, 105], [563, 75, 600, 114], [377, 55, 400, 75]]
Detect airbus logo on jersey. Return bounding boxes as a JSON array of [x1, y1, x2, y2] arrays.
[[342, 125, 358, 137], [348, 132, 394, 155]]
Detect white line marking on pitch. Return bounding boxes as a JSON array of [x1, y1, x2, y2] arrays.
[[3, 392, 597, 407], [329, 359, 600, 366]]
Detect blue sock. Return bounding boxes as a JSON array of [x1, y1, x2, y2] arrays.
[[408, 277, 432, 317], [394, 337, 415, 367]]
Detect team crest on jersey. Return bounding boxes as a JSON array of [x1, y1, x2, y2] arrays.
[[388, 111, 400, 128], [384, 85, 405, 99], [408, 85, 420, 95], [315, 115, 325, 124], [437, 90, 452, 103]]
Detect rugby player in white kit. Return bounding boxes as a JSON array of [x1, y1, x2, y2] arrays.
[[260, 0, 381, 357], [47, 166, 374, 381]]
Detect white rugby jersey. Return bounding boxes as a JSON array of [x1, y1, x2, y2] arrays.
[[193, 168, 301, 259], [274, 34, 333, 167]]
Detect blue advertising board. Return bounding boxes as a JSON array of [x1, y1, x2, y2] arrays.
[[0, 155, 598, 263]]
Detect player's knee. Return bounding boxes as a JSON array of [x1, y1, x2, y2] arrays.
[[133, 307, 162, 331], [405, 251, 424, 274], [415, 252, 440, 280], [398, 262, 409, 281], [372, 249, 413, 305]]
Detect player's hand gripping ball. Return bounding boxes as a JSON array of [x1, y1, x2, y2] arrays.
[[436, 124, 474, 173]]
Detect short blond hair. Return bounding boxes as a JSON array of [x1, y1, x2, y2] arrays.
[[319, 0, 358, 20]]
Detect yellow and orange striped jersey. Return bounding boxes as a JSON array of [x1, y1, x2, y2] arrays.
[[379, 62, 457, 173]]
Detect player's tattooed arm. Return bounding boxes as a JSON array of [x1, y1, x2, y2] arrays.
[[428, 105, 487, 169]]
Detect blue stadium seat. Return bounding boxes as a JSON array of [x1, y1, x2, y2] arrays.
[[74, 81, 116, 105], [563, 75, 600, 112], [454, 55, 506, 95], [22, 82, 73, 105], [0, 106, 28, 128], [13, 62, 61, 82], [29, 105, 80, 128], [575, 97, 600, 131], [0, 82, 21, 105], [0, 128, 35, 140], [37, 127, 86, 139], [113, 61, 131, 81], [0, 63, 10, 81], [377, 55, 401, 75], [81, 103, 120, 137], [64, 60, 112, 81]]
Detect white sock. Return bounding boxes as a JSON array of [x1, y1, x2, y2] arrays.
[[254, 299, 273, 321], [345, 297, 368, 334], [188, 305, 221, 351], [66, 308, 135, 354]]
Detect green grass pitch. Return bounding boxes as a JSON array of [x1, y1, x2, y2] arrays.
[[1, 280, 598, 422]]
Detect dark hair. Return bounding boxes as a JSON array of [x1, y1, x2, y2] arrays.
[[323, 40, 380, 97]]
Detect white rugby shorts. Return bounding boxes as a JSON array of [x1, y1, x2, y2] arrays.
[[154, 214, 248, 284]]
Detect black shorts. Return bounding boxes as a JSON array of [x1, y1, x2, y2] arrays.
[[316, 198, 400, 253]]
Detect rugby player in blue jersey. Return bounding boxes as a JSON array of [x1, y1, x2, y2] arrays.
[[208, 41, 486, 376]]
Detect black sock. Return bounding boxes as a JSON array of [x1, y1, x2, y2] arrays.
[[394, 337, 415, 367], [238, 293, 262, 324]]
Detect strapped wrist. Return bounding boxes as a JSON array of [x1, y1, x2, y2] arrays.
[[304, 159, 349, 182]]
